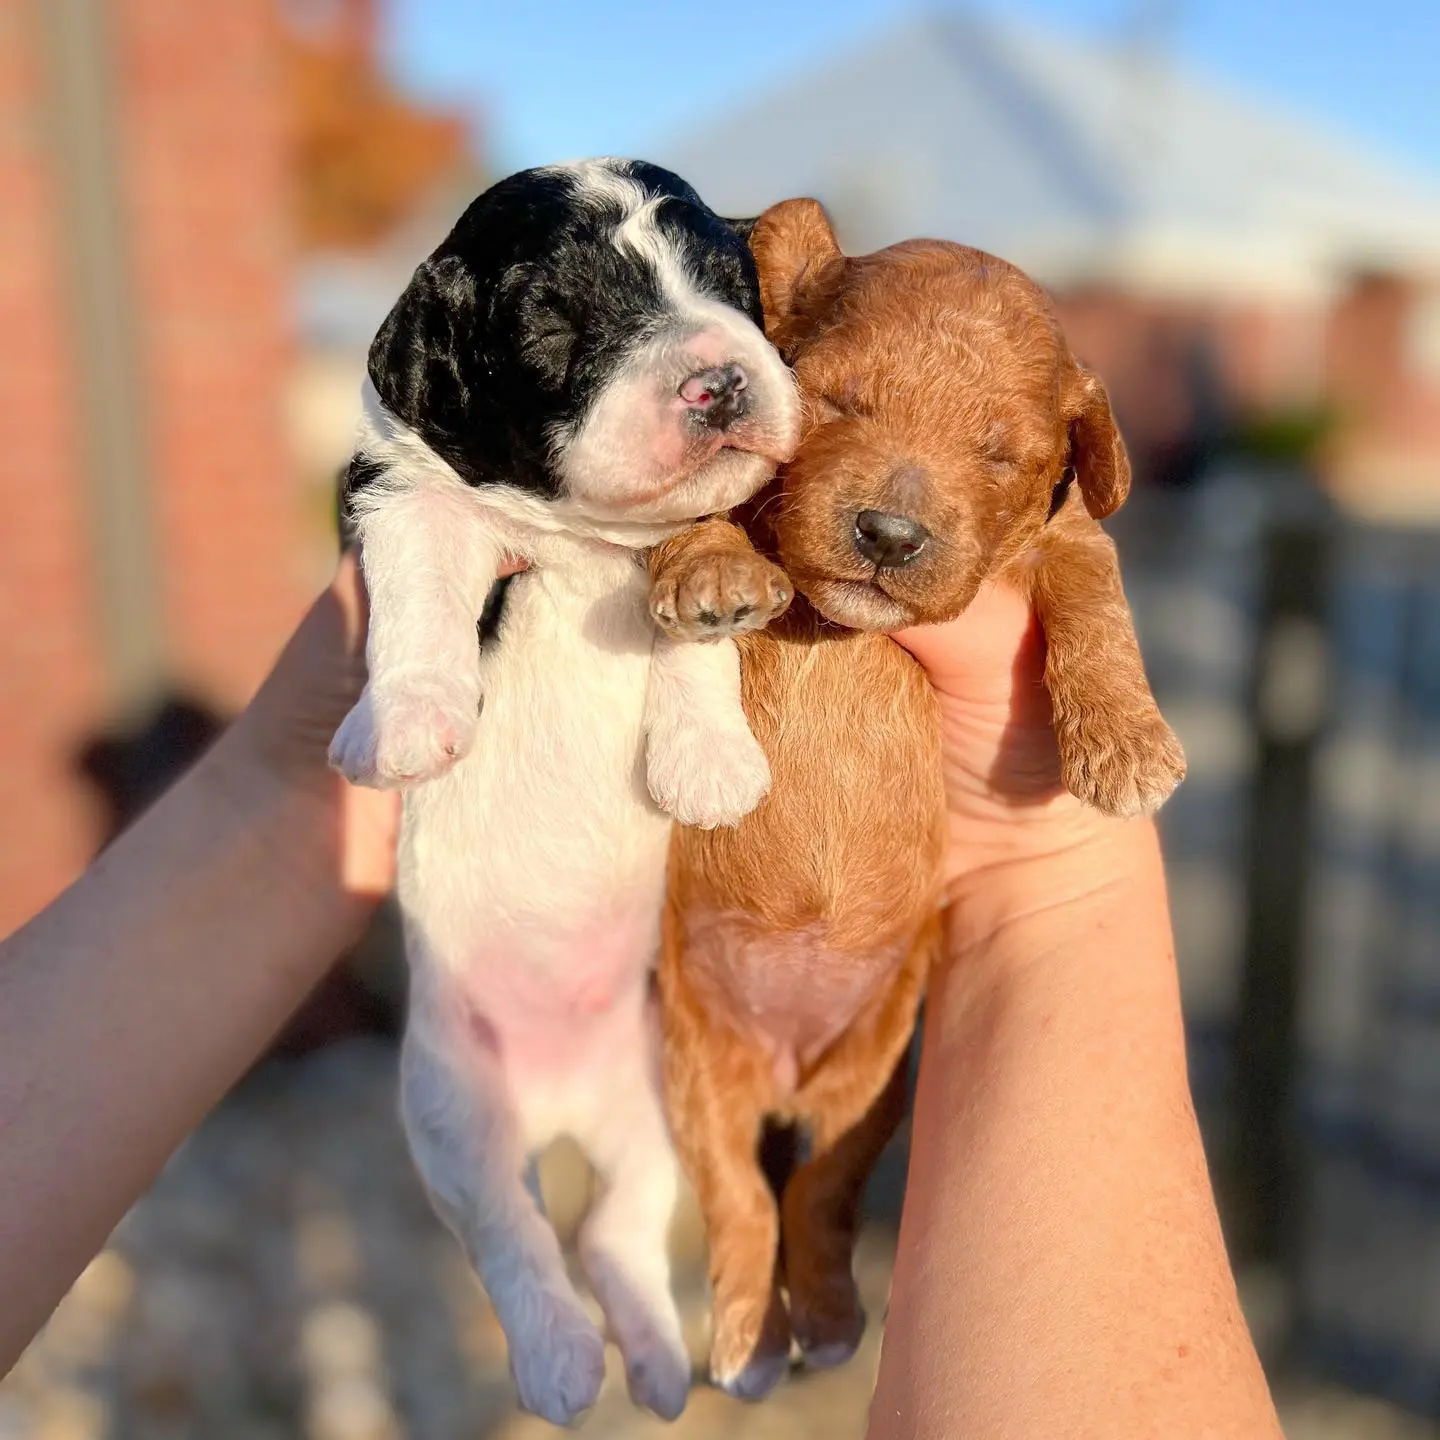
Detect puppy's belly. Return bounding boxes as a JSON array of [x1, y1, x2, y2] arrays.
[[400, 565, 671, 1040], [670, 621, 944, 1092], [683, 912, 910, 1093], [436, 943, 663, 1146]]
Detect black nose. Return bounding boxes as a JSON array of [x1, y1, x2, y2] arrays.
[[854, 509, 930, 569], [680, 364, 749, 430]]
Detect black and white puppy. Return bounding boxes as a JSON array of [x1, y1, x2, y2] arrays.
[[328, 160, 798, 1425]]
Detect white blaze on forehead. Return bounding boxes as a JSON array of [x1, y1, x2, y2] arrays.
[[540, 158, 799, 517], [564, 160, 782, 381], [552, 158, 705, 315], [614, 198, 681, 280], [548, 157, 649, 214]]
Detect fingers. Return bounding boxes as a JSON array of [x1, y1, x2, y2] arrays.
[[890, 582, 1041, 699], [330, 549, 370, 656]]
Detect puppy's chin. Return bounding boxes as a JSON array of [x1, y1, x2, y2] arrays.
[[652, 449, 779, 522], [803, 579, 915, 631], [582, 449, 778, 527]]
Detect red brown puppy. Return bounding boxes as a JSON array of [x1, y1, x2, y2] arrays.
[[648, 198, 1185, 1399]]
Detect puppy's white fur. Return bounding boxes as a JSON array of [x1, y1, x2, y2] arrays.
[[331, 164, 793, 1425], [543, 161, 798, 510]]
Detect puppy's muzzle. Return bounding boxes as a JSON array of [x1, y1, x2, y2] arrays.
[[681, 364, 749, 432], [853, 509, 930, 569]]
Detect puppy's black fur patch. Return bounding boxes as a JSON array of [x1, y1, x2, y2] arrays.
[[338, 452, 386, 550], [478, 572, 515, 647], [367, 160, 764, 500]]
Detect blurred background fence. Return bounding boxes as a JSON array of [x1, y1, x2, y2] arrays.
[[1117, 472, 1440, 1419]]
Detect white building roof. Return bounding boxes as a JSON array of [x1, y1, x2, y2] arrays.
[[651, 12, 1440, 303]]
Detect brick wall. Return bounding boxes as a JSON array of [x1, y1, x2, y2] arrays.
[[113, 0, 309, 707], [0, 0, 109, 935], [0, 0, 308, 934], [1056, 284, 1440, 504], [1326, 274, 1440, 516]]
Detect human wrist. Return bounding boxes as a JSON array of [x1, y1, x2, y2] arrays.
[[197, 725, 383, 947], [941, 813, 1165, 975]]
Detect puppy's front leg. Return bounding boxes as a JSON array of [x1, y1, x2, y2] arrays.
[[648, 517, 792, 642], [330, 469, 508, 788], [644, 519, 783, 826], [645, 633, 771, 828], [1024, 508, 1186, 817]]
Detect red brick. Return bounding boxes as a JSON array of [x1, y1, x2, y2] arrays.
[[0, 0, 307, 934]]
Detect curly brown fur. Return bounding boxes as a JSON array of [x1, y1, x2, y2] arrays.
[[653, 198, 1183, 1396]]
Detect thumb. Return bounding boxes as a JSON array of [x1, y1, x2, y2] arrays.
[[890, 583, 1041, 698], [890, 615, 974, 692]]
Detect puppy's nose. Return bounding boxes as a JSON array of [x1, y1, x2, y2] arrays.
[[680, 364, 749, 430], [854, 509, 930, 569]]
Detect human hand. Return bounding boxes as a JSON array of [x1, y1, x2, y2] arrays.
[[892, 582, 1140, 912], [221, 551, 399, 901], [222, 551, 527, 904], [875, 595, 1275, 1440]]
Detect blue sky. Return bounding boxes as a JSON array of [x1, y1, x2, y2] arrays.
[[387, 0, 1440, 179]]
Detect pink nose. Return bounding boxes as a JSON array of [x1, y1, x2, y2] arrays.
[[679, 364, 749, 430]]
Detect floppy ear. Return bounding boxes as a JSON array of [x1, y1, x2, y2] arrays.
[[367, 252, 481, 441], [747, 197, 845, 357], [1067, 366, 1131, 519]]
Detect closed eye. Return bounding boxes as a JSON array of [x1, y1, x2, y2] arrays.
[[814, 394, 870, 422], [980, 420, 1020, 468], [518, 280, 578, 374]]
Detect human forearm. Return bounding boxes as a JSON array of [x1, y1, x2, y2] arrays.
[[0, 734, 378, 1370], [870, 820, 1279, 1439]]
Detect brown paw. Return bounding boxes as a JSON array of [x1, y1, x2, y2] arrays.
[[650, 549, 792, 642], [709, 1291, 792, 1401], [790, 1276, 865, 1371], [1059, 706, 1187, 818]]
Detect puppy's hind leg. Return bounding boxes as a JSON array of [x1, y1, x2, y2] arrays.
[[783, 1056, 909, 1370], [660, 950, 790, 1401], [399, 1011, 605, 1426], [577, 1018, 691, 1421], [783, 927, 929, 1370]]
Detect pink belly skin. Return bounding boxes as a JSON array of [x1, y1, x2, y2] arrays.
[[682, 912, 909, 1094], [431, 903, 663, 1084]]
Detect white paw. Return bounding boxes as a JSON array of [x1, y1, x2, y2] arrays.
[[508, 1298, 606, 1426], [618, 1317, 691, 1422], [328, 675, 480, 790], [647, 720, 771, 828]]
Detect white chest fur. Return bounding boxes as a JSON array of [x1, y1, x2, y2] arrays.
[[330, 452, 773, 1023], [401, 540, 674, 1002]]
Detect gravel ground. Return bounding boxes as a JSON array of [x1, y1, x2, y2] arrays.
[[1, 1039, 1433, 1440]]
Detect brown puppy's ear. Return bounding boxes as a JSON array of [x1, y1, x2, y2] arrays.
[[1066, 366, 1131, 520], [748, 198, 844, 356]]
